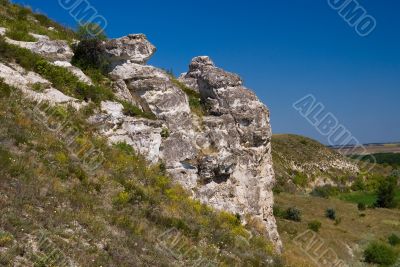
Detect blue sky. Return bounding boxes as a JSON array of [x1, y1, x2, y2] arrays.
[[12, 0, 400, 145]]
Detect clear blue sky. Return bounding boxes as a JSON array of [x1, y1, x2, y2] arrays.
[[12, 0, 400, 145]]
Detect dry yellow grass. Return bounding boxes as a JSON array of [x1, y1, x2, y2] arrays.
[[275, 193, 400, 266]]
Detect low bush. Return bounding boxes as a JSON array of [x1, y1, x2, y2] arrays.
[[308, 220, 322, 232], [311, 185, 340, 198], [71, 39, 110, 74], [375, 176, 398, 208], [388, 234, 400, 247], [364, 241, 398, 266], [325, 208, 336, 220], [121, 101, 156, 120], [285, 207, 302, 222]]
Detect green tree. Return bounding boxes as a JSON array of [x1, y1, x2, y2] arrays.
[[375, 176, 397, 208]]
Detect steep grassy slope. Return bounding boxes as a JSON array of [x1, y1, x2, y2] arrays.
[[272, 134, 358, 192]]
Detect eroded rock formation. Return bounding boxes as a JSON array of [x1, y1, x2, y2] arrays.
[[97, 35, 282, 250]]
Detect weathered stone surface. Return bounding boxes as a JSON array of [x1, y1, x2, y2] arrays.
[[104, 34, 156, 65], [5, 37, 74, 62], [89, 101, 163, 163], [0, 27, 6, 36], [0, 62, 85, 110], [104, 52, 282, 250]]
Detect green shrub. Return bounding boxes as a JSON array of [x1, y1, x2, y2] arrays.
[[311, 185, 340, 198], [121, 101, 156, 120], [357, 202, 366, 211], [351, 177, 366, 191], [0, 78, 12, 97], [284, 207, 302, 222], [308, 220, 322, 232], [375, 176, 398, 208], [161, 128, 170, 138], [364, 242, 398, 266], [273, 205, 286, 218], [388, 234, 400, 247], [292, 172, 308, 187], [71, 39, 110, 74], [325, 208, 336, 220]]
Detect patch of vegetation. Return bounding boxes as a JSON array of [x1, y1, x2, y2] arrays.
[[120, 100, 156, 120], [274, 206, 302, 222], [0, 37, 115, 103], [161, 127, 170, 138], [292, 172, 308, 187], [0, 2, 76, 42], [311, 185, 341, 198], [170, 76, 206, 117], [388, 234, 400, 247], [307, 220, 322, 232], [363, 242, 398, 266], [0, 231, 13, 247], [5, 23, 36, 42], [375, 176, 398, 208], [285, 207, 302, 222], [325, 208, 336, 220], [352, 153, 400, 168], [71, 24, 110, 76]]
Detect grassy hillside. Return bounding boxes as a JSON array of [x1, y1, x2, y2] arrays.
[[275, 193, 400, 266], [272, 134, 358, 192]]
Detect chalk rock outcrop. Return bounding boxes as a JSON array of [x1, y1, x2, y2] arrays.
[[5, 37, 73, 62], [96, 34, 282, 250], [104, 34, 156, 65]]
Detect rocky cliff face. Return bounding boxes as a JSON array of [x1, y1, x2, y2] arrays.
[[0, 30, 281, 250], [96, 34, 282, 249]]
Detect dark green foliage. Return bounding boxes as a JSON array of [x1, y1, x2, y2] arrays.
[[284, 207, 302, 222], [325, 208, 336, 220], [0, 78, 12, 97], [308, 220, 322, 232], [375, 176, 398, 208], [364, 242, 398, 266], [160, 128, 170, 138], [388, 234, 400, 247], [351, 177, 366, 191], [358, 202, 366, 211], [353, 153, 400, 168], [311, 185, 340, 198], [71, 39, 111, 74]]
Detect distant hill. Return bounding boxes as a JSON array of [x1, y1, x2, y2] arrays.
[[272, 134, 359, 192], [333, 143, 400, 155]]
